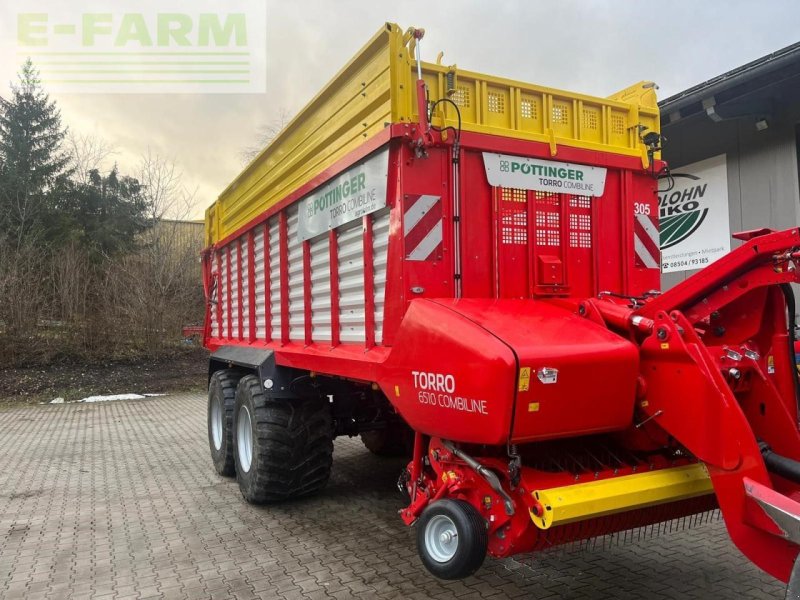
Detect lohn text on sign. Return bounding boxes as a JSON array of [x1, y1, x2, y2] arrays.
[[659, 184, 707, 217]]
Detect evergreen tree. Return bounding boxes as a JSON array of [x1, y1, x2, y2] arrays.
[[0, 59, 70, 244], [51, 166, 150, 258]]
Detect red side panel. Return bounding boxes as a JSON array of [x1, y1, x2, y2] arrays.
[[457, 144, 660, 303], [459, 150, 495, 298], [379, 299, 517, 445], [398, 145, 453, 301], [204, 133, 661, 357]]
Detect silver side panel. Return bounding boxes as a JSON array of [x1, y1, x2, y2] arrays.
[[309, 233, 332, 341], [218, 205, 389, 346], [371, 207, 390, 345], [268, 216, 281, 340], [286, 205, 304, 341], [337, 221, 366, 343], [253, 227, 266, 340]]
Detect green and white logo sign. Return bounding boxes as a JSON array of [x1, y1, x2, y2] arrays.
[[660, 154, 730, 274], [298, 148, 389, 242], [9, 0, 266, 94], [483, 153, 607, 197]]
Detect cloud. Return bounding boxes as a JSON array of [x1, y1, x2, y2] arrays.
[[1, 0, 799, 218]]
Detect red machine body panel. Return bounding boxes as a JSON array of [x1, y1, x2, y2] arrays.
[[379, 298, 638, 445], [377, 299, 517, 445], [469, 299, 640, 443]]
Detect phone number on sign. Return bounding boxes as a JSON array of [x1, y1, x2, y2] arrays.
[[662, 257, 710, 270]]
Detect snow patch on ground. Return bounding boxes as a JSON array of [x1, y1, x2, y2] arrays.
[[79, 393, 149, 403], [43, 393, 169, 404]]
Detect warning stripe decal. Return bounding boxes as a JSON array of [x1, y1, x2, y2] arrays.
[[404, 194, 443, 261], [634, 213, 660, 269]]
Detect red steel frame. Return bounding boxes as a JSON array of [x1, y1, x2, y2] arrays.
[[204, 126, 659, 378], [302, 240, 312, 346], [237, 238, 244, 340], [215, 252, 223, 339], [362, 215, 376, 350], [329, 230, 340, 348], [247, 231, 256, 342], [202, 122, 800, 586], [225, 245, 232, 340], [263, 222, 272, 343], [279, 212, 289, 345]]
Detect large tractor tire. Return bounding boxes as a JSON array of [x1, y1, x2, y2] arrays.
[[233, 374, 333, 504], [416, 499, 488, 579], [361, 424, 414, 457], [208, 369, 240, 477]]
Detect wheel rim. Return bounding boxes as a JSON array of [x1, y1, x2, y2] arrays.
[[210, 394, 223, 451], [237, 405, 253, 473], [424, 514, 459, 563]]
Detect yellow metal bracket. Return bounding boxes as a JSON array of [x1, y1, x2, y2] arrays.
[[546, 128, 557, 157], [530, 463, 713, 530]]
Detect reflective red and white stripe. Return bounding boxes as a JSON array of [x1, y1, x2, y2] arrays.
[[404, 194, 443, 261], [634, 213, 660, 269]]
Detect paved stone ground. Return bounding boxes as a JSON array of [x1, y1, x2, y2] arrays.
[[0, 393, 784, 599]]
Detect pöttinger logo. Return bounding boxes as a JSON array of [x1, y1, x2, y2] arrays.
[[11, 0, 266, 94]]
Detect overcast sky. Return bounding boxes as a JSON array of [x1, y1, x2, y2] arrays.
[[2, 0, 800, 219]]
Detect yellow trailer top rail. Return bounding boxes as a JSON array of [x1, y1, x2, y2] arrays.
[[206, 22, 660, 245]]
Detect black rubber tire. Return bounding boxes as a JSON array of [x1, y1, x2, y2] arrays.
[[207, 369, 239, 477], [233, 374, 333, 504], [416, 499, 488, 580], [361, 424, 414, 457]]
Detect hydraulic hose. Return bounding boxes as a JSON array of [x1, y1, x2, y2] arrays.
[[760, 442, 800, 484], [441, 440, 515, 516], [779, 284, 800, 416]]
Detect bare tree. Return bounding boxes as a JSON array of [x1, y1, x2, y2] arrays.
[[101, 150, 205, 351], [66, 132, 116, 185], [0, 237, 49, 362], [137, 148, 183, 220], [240, 107, 293, 163]]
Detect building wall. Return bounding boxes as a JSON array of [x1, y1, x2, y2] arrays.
[[661, 102, 800, 288], [145, 219, 205, 278], [153, 219, 205, 253]]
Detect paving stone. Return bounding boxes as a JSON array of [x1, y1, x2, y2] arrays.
[[0, 393, 784, 599]]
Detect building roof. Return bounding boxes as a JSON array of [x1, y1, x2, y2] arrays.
[[659, 41, 800, 124]]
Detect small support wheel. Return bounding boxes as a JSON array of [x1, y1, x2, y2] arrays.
[[207, 369, 239, 476], [416, 499, 488, 579]]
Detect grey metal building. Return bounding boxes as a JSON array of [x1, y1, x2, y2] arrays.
[[659, 42, 800, 288]]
